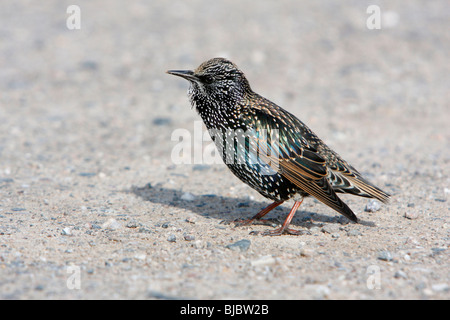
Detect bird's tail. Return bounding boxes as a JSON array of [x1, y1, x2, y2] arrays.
[[330, 170, 391, 204]]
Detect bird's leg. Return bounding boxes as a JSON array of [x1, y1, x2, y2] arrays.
[[262, 199, 304, 236], [235, 200, 284, 226]]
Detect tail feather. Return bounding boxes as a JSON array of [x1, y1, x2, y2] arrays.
[[349, 176, 390, 203], [330, 170, 390, 204]]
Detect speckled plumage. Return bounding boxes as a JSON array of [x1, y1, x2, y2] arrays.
[[167, 58, 390, 235]]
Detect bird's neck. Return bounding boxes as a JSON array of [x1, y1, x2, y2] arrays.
[[190, 93, 248, 131]]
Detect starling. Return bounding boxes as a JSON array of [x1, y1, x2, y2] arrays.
[[167, 58, 390, 236]]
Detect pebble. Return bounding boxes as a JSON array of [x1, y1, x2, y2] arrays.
[[78, 172, 96, 177], [226, 239, 251, 252], [299, 247, 314, 257], [138, 227, 153, 234], [237, 202, 250, 208], [167, 234, 176, 242], [61, 227, 72, 236], [309, 226, 321, 234], [251, 255, 276, 267], [185, 216, 196, 224], [321, 225, 339, 234], [181, 192, 196, 201], [346, 229, 362, 236], [101, 218, 122, 230], [431, 247, 446, 256], [126, 220, 141, 228], [184, 233, 195, 241], [394, 270, 408, 279], [152, 117, 172, 126], [192, 240, 209, 249], [161, 222, 171, 228], [304, 284, 330, 299], [431, 283, 449, 292], [34, 284, 45, 291], [365, 199, 381, 212], [80, 60, 98, 70], [378, 250, 394, 261], [404, 210, 420, 220], [134, 254, 147, 261], [192, 164, 210, 171]]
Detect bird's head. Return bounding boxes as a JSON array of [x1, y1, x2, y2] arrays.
[[167, 58, 251, 107]]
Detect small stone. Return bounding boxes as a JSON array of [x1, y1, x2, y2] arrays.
[[185, 216, 196, 224], [138, 227, 152, 234], [404, 211, 420, 220], [226, 239, 251, 252], [152, 117, 172, 126], [167, 234, 176, 242], [192, 164, 210, 171], [365, 199, 381, 212], [192, 240, 207, 249], [126, 220, 141, 228], [134, 254, 147, 261], [346, 229, 362, 236], [309, 226, 321, 234], [101, 218, 122, 230], [78, 172, 96, 177], [394, 270, 408, 279], [237, 202, 250, 208], [181, 192, 196, 201], [431, 283, 449, 292], [61, 227, 72, 236], [431, 247, 446, 256], [299, 247, 314, 257], [304, 284, 330, 299], [184, 233, 195, 241], [80, 60, 98, 70], [378, 250, 393, 261], [321, 225, 338, 234], [161, 222, 171, 228], [34, 284, 45, 291], [251, 255, 276, 267]]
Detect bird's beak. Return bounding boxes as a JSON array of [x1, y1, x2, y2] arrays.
[[166, 69, 198, 81]]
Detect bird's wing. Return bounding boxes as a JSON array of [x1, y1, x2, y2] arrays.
[[241, 103, 358, 222], [245, 95, 390, 205]]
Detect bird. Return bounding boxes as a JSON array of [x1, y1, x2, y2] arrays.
[[167, 57, 390, 236]]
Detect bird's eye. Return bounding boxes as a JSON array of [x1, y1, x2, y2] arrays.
[[202, 75, 214, 84]]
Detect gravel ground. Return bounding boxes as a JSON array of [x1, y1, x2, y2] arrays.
[[0, 1, 448, 299]]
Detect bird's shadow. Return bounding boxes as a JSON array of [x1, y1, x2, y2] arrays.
[[128, 184, 364, 229]]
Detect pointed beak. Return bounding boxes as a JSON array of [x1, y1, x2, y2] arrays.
[[166, 69, 198, 81]]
